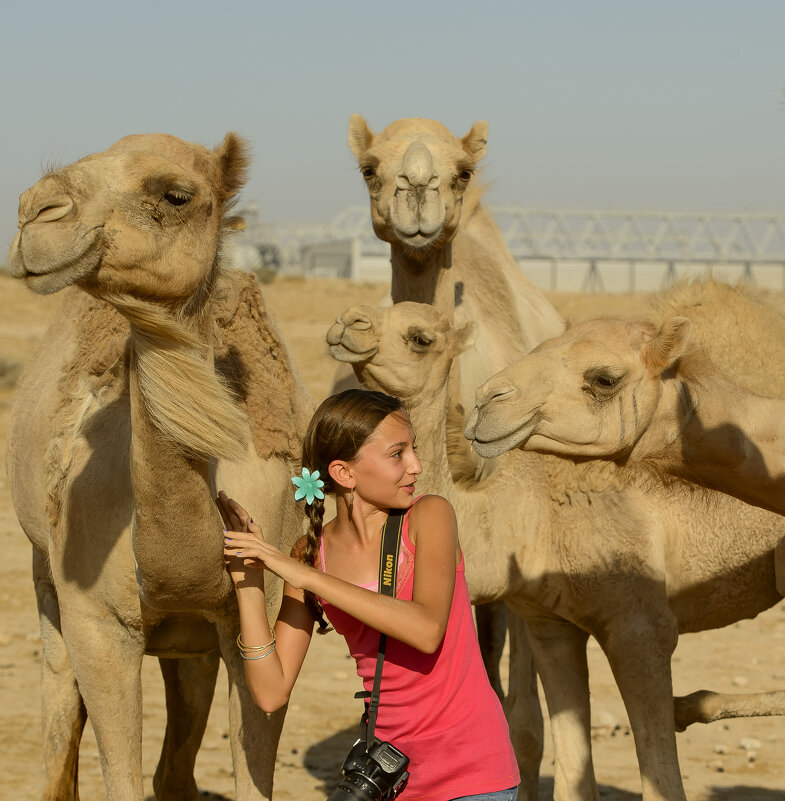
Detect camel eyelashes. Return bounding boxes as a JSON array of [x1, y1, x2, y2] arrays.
[[164, 190, 192, 206], [406, 329, 435, 350]]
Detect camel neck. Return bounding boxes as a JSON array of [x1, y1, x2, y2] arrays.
[[390, 245, 455, 314], [126, 303, 235, 611], [642, 371, 785, 515]]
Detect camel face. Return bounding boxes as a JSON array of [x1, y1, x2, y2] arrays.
[[466, 317, 690, 460], [348, 116, 487, 260], [326, 301, 476, 399], [8, 132, 248, 302]]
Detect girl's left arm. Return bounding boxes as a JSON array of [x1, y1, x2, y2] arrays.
[[223, 495, 458, 654]]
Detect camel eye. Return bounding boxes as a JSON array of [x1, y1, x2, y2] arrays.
[[407, 330, 435, 351], [583, 368, 625, 399], [459, 169, 473, 182], [164, 190, 191, 206], [361, 165, 376, 179]]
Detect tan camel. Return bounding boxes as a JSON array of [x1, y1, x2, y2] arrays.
[[6, 133, 311, 801], [466, 280, 785, 520], [346, 115, 565, 753], [346, 115, 564, 434], [327, 300, 785, 801]]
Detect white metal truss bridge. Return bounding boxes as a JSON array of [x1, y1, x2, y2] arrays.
[[236, 204, 785, 291]]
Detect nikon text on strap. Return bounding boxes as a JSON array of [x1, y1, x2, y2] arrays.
[[355, 509, 405, 750]]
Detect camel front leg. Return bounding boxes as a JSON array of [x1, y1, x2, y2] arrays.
[[475, 601, 507, 699], [218, 626, 286, 801], [502, 612, 543, 801], [58, 598, 145, 801], [154, 652, 221, 801], [600, 612, 685, 801], [524, 615, 597, 801], [33, 549, 87, 801]]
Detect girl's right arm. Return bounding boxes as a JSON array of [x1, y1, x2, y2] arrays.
[[219, 492, 315, 713]]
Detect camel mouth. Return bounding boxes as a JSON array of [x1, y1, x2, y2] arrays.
[[325, 322, 379, 364], [8, 225, 104, 295], [394, 228, 442, 249], [328, 341, 379, 364], [466, 408, 539, 459]]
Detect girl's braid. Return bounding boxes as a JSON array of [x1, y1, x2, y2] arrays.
[[303, 497, 331, 633]]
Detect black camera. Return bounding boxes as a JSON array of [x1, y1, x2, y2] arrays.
[[327, 737, 410, 801]]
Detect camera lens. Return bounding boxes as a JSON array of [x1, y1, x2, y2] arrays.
[[326, 771, 385, 801]]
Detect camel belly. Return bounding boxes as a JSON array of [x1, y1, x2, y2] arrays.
[[145, 613, 219, 656]]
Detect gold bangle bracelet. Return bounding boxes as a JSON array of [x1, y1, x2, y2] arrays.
[[237, 632, 276, 652]]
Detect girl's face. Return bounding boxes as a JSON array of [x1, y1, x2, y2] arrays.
[[349, 412, 422, 509]]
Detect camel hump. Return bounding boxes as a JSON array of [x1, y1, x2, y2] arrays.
[[213, 269, 313, 463]]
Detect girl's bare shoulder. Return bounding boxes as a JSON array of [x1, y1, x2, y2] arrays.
[[408, 494, 457, 535]]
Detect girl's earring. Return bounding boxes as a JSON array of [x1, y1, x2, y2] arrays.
[[349, 486, 355, 514]]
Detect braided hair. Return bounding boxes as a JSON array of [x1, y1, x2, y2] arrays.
[[299, 388, 404, 633]]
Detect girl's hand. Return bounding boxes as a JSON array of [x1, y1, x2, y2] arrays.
[[217, 491, 265, 588], [217, 491, 312, 591]]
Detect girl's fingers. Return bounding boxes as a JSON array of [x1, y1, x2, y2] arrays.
[[216, 492, 251, 531]]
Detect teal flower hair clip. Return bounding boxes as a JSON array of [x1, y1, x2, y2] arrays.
[[292, 468, 325, 505]]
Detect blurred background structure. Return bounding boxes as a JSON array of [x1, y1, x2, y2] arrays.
[[229, 203, 785, 292]]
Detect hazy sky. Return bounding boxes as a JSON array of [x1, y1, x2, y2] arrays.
[[3, 1, 785, 251]]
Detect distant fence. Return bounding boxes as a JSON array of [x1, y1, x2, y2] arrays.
[[233, 204, 785, 292]]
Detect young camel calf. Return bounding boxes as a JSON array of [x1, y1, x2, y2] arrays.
[[327, 301, 785, 801]]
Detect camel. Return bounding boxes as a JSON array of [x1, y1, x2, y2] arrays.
[[346, 115, 564, 448], [326, 300, 785, 801], [6, 133, 312, 801], [345, 114, 565, 750], [465, 279, 785, 521]]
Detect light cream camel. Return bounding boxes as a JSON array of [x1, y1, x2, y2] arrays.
[[327, 300, 785, 801], [466, 280, 785, 520], [6, 133, 312, 801]]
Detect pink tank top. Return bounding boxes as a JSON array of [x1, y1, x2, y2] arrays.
[[318, 500, 520, 800]]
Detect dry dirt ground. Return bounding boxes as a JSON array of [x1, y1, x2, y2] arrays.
[[1, 272, 785, 800]]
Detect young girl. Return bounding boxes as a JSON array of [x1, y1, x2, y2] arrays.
[[219, 388, 519, 800]]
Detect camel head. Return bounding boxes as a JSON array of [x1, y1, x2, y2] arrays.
[[8, 132, 249, 303], [465, 316, 691, 460], [326, 302, 477, 401], [348, 115, 487, 261]]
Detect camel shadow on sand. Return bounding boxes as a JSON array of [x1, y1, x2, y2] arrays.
[[298, 726, 785, 801]]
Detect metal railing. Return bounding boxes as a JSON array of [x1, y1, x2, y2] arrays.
[[235, 203, 785, 290]]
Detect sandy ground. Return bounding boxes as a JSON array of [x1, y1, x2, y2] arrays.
[[1, 272, 785, 800]]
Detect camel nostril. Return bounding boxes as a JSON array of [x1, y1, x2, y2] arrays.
[[22, 197, 74, 227], [489, 387, 517, 404], [477, 383, 518, 410], [340, 307, 372, 330]]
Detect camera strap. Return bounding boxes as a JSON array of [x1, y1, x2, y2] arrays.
[[355, 508, 404, 750]]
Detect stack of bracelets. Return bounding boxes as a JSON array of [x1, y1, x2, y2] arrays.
[[237, 632, 277, 661]]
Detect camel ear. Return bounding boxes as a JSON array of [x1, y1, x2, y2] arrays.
[[224, 215, 246, 231], [214, 133, 252, 203], [348, 114, 375, 158], [455, 320, 479, 354], [644, 317, 691, 372], [462, 121, 488, 162]]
